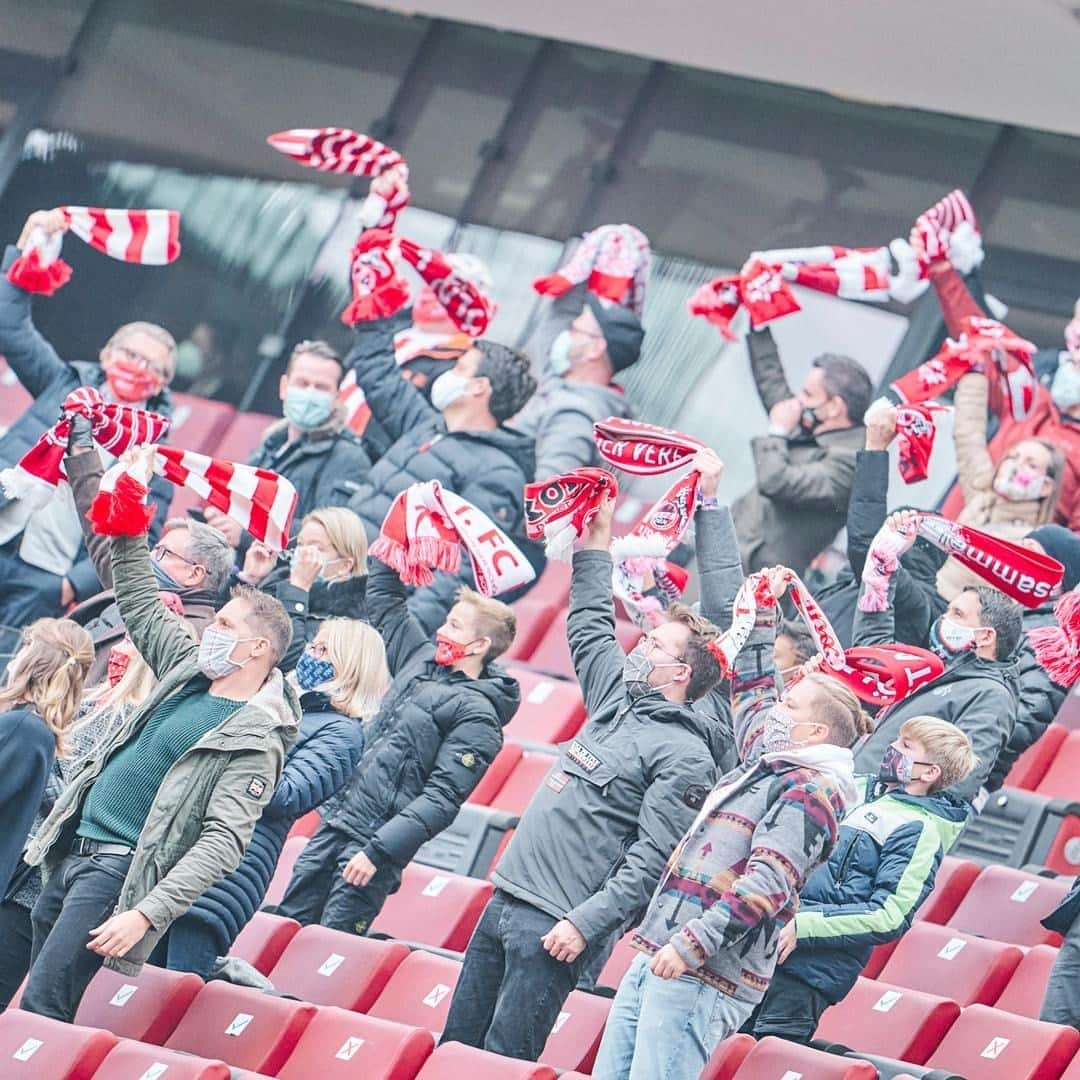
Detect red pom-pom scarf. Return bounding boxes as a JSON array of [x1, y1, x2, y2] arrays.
[[1030, 590, 1080, 688]]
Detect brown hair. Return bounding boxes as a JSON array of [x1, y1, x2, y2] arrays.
[[0, 619, 94, 755], [456, 587, 516, 661], [667, 604, 725, 702], [802, 672, 873, 747]]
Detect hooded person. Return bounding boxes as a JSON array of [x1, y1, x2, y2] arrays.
[[0, 209, 176, 627], [510, 294, 643, 479], [275, 552, 519, 937]]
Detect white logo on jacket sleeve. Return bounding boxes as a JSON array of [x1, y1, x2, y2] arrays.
[[245, 777, 266, 799]]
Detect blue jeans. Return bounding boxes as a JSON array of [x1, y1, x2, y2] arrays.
[[593, 953, 754, 1080], [149, 916, 220, 979]]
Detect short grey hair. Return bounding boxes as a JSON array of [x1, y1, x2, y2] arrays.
[[814, 354, 873, 425], [163, 518, 234, 595]]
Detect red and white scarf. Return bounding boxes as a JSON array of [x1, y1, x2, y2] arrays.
[[593, 418, 703, 476], [370, 480, 535, 597], [1030, 590, 1080, 688], [267, 127, 410, 230], [396, 238, 493, 338], [687, 259, 801, 341], [533, 224, 650, 317], [8, 208, 181, 296], [714, 569, 944, 707], [90, 447, 297, 551], [0, 386, 170, 508], [340, 229, 411, 327], [861, 513, 1064, 612], [523, 467, 618, 562], [864, 400, 950, 485], [891, 315, 1038, 422]]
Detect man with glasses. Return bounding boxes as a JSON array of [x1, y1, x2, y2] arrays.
[[0, 208, 177, 627], [441, 491, 729, 1062], [510, 295, 644, 480]]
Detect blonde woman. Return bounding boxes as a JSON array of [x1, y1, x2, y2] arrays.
[[239, 506, 370, 672], [161, 617, 387, 976]]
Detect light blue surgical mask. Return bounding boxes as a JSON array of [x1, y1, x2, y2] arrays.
[[549, 330, 575, 376], [283, 385, 334, 430]]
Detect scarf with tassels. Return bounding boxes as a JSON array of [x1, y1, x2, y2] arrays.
[[1030, 590, 1080, 688]]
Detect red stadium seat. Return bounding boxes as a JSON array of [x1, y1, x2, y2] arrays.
[[485, 827, 516, 880], [503, 595, 564, 664], [167, 392, 236, 454], [924, 1003, 1080, 1080], [367, 950, 463, 1036], [415, 1042, 557, 1079], [502, 665, 586, 745], [703, 1034, 876, 1080], [878, 922, 1023, 1006], [275, 1007, 435, 1080], [74, 964, 202, 1045], [165, 981, 316, 1075], [1036, 730, 1080, 800], [530, 560, 572, 607], [537, 989, 611, 1073], [229, 910, 302, 975], [596, 929, 638, 992], [370, 864, 494, 951], [466, 743, 524, 807], [288, 809, 322, 840], [262, 835, 308, 909], [94, 1041, 230, 1079], [526, 609, 641, 680], [1007, 724, 1069, 791], [947, 865, 1069, 947], [267, 925, 409, 1012], [485, 749, 558, 816], [915, 854, 982, 925], [0, 1010, 116, 1079], [215, 411, 276, 462], [0, 358, 33, 435], [994, 944, 1061, 1019], [860, 941, 896, 979], [814, 977, 961, 1065]]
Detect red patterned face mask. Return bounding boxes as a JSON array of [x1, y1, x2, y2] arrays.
[[105, 356, 163, 403], [434, 633, 479, 667], [106, 647, 130, 687]]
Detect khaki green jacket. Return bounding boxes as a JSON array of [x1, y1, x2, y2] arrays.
[[25, 534, 299, 975]]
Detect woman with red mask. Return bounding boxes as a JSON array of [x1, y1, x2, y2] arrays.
[[0, 208, 177, 628]]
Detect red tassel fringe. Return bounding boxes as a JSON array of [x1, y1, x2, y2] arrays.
[[532, 272, 574, 298], [7, 250, 73, 296], [87, 473, 156, 537], [1030, 590, 1080, 688], [340, 281, 410, 327], [588, 269, 632, 304]]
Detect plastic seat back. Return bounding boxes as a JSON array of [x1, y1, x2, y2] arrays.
[[503, 595, 564, 663], [367, 950, 464, 1036], [168, 392, 236, 454], [994, 944, 1061, 1019], [1007, 724, 1069, 791], [94, 1041, 231, 1079], [486, 750, 558, 816], [947, 865, 1069, 947], [74, 963, 202, 1045], [878, 922, 1023, 1006], [164, 980, 316, 1075], [706, 1035, 877, 1079], [268, 924, 410, 1011], [262, 834, 309, 909], [370, 864, 494, 951], [275, 1006, 435, 1080], [527, 609, 640, 679], [1034, 729, 1080, 799], [537, 989, 611, 1073], [0, 1011, 116, 1080], [0, 359, 33, 435], [502, 665, 586, 745], [228, 910, 301, 975], [596, 928, 638, 992], [465, 743, 524, 807], [925, 1003, 1080, 1080], [915, 855, 982, 924], [814, 976, 961, 1065], [415, 1042, 557, 1079]]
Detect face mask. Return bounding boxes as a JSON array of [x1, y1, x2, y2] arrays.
[[993, 461, 1047, 502], [799, 405, 822, 434], [430, 370, 472, 413], [621, 642, 685, 698], [435, 633, 479, 667], [106, 648, 130, 688], [106, 357, 162, 403], [283, 385, 334, 431], [1051, 362, 1080, 410], [198, 626, 256, 680], [315, 557, 348, 585], [549, 330, 576, 376], [879, 745, 916, 785], [929, 615, 979, 662], [763, 706, 794, 753], [296, 650, 335, 691], [151, 557, 186, 593]]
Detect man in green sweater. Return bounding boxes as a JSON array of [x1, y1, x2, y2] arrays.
[[21, 465, 300, 1022]]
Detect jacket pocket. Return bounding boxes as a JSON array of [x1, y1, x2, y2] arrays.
[[560, 738, 619, 793]]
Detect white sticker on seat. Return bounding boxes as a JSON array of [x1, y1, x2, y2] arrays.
[[422, 983, 451, 1008], [981, 1036, 1010, 1059], [109, 983, 139, 1007], [872, 990, 903, 1012], [335, 1036, 365, 1061], [224, 1013, 254, 1036], [937, 937, 967, 960], [317, 953, 345, 976], [422, 876, 450, 897], [527, 682, 555, 705], [13, 1039, 43, 1061], [1010, 880, 1039, 902], [779, 1072, 804, 1080], [551, 1011, 571, 1034], [137, 1065, 170, 1080]]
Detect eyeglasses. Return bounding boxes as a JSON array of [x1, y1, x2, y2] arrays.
[[644, 636, 686, 666], [152, 543, 201, 569], [111, 343, 171, 381], [305, 641, 329, 659]]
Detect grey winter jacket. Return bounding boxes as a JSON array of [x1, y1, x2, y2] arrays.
[[491, 549, 727, 944], [732, 328, 864, 575], [323, 557, 517, 873], [343, 314, 537, 633], [509, 376, 633, 480], [0, 245, 173, 600], [852, 571, 1018, 803]]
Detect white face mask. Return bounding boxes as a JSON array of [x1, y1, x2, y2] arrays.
[[993, 460, 1048, 502], [549, 330, 576, 376], [931, 615, 980, 660], [1051, 361, 1080, 410], [430, 370, 472, 413]]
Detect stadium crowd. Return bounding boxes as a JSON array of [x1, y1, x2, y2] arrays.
[[0, 150, 1079, 1080]]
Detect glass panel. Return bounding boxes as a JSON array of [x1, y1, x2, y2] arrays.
[[467, 43, 651, 239], [590, 66, 999, 264], [0, 0, 92, 57], [46, 0, 428, 178], [394, 24, 539, 220]]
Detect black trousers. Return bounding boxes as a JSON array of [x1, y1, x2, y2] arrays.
[[0, 900, 34, 1010], [21, 852, 132, 1022], [747, 967, 832, 1043]]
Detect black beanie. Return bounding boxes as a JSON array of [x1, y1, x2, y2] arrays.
[[1028, 524, 1080, 592], [586, 293, 644, 374]]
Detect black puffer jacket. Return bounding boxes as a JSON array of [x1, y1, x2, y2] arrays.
[[323, 557, 518, 875], [175, 696, 364, 954], [344, 313, 537, 632]]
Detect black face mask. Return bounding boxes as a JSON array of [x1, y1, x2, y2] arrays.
[[799, 405, 822, 434]]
